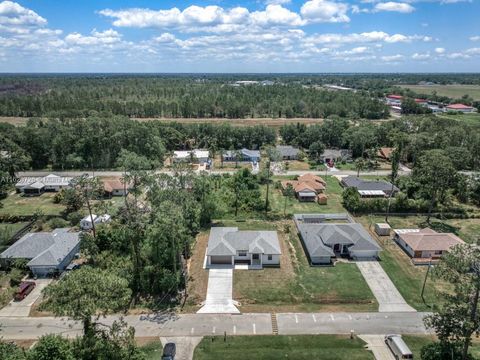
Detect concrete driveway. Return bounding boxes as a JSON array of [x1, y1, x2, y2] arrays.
[[0, 279, 52, 317], [197, 268, 239, 314], [359, 335, 396, 360], [356, 261, 416, 313], [160, 337, 203, 360]]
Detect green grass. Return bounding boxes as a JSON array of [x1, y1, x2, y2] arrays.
[[268, 176, 346, 215], [194, 335, 374, 360], [140, 341, 164, 360], [399, 84, 480, 100], [0, 193, 65, 217], [0, 222, 30, 252], [402, 335, 480, 359], [436, 113, 480, 126], [233, 220, 378, 312]]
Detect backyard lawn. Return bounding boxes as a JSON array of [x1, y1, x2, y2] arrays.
[[0, 193, 65, 217], [0, 221, 30, 252], [194, 335, 374, 360], [232, 220, 377, 312]]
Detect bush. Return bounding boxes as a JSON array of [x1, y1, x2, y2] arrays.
[[28, 334, 75, 360], [67, 212, 83, 226], [421, 342, 473, 360], [9, 268, 24, 287], [47, 218, 69, 229]]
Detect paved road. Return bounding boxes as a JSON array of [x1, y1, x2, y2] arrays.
[[197, 268, 239, 314], [356, 262, 416, 313], [0, 312, 430, 340], [0, 279, 51, 317]]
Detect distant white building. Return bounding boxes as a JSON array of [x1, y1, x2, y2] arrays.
[[173, 150, 210, 164], [80, 214, 111, 231], [15, 174, 72, 196]]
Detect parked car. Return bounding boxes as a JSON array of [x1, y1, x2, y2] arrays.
[[385, 334, 413, 359], [161, 342, 176, 360], [14, 281, 36, 301]]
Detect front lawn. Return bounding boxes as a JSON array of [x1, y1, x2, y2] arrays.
[[194, 335, 374, 360], [0, 193, 65, 217], [232, 220, 377, 312], [355, 215, 455, 311]]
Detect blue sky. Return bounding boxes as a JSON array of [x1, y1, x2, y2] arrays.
[[0, 0, 479, 72]]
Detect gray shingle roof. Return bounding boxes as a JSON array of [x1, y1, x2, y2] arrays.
[[295, 214, 380, 258], [1, 228, 81, 267], [224, 149, 260, 159], [276, 145, 300, 157], [207, 227, 281, 256], [341, 176, 399, 192]]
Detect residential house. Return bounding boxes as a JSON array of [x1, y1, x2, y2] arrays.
[[276, 145, 300, 160], [15, 174, 72, 196], [173, 150, 210, 164], [294, 213, 381, 265], [80, 214, 111, 231], [281, 173, 327, 202], [340, 176, 399, 198], [445, 103, 476, 113], [223, 149, 261, 163], [394, 228, 465, 263], [0, 228, 81, 277], [377, 147, 394, 161], [206, 227, 281, 268], [320, 149, 352, 164], [103, 178, 129, 197]]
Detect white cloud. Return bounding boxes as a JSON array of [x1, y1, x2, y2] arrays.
[[435, 47, 445, 54], [65, 29, 122, 46], [374, 2, 415, 13], [300, 0, 350, 23], [470, 35, 480, 42], [251, 5, 304, 26], [309, 31, 430, 44], [0, 1, 46, 26], [265, 0, 291, 4], [466, 47, 480, 55], [411, 52, 430, 60], [381, 54, 405, 62]]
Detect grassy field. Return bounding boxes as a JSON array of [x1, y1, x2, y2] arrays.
[[268, 175, 346, 215], [0, 221, 30, 252], [402, 335, 480, 359], [0, 193, 65, 217], [139, 341, 164, 360], [400, 84, 480, 100], [436, 113, 480, 126], [194, 335, 374, 360]]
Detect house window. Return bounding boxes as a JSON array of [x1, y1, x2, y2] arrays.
[[434, 250, 443, 255], [268, 255, 272, 261], [238, 252, 247, 257]]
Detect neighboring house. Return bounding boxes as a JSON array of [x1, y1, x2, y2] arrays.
[[394, 228, 465, 263], [223, 149, 261, 163], [445, 103, 476, 113], [15, 174, 72, 196], [0, 228, 81, 277], [206, 227, 281, 268], [276, 145, 300, 160], [281, 173, 326, 202], [377, 147, 394, 161], [294, 213, 381, 265], [80, 214, 111, 230], [103, 178, 129, 197], [320, 149, 352, 164], [385, 94, 403, 106], [173, 150, 210, 164], [340, 176, 399, 198]]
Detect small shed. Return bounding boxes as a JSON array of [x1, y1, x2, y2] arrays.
[[317, 193, 328, 205], [375, 223, 391, 236]]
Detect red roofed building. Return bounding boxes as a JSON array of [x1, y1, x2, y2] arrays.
[[446, 103, 475, 113]]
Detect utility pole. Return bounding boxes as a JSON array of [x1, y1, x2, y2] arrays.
[[421, 260, 432, 305], [265, 160, 270, 215]]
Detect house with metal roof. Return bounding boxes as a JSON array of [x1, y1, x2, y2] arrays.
[[340, 176, 399, 198], [276, 145, 300, 160], [206, 227, 281, 268], [223, 149, 261, 163], [173, 150, 210, 164], [0, 228, 81, 277], [294, 213, 381, 265]]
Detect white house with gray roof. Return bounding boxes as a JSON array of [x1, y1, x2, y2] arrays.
[[206, 227, 281, 268], [294, 213, 381, 265], [223, 149, 261, 163], [0, 228, 81, 277], [276, 145, 300, 160]]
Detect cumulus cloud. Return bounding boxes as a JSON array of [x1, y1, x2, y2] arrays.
[[434, 47, 445, 54], [470, 35, 480, 41], [381, 54, 405, 62], [308, 31, 430, 44], [411, 52, 430, 60], [300, 0, 350, 23], [265, 0, 292, 4], [0, 0, 46, 26], [374, 2, 415, 13], [65, 29, 122, 46]]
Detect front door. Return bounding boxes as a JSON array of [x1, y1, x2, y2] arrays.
[[252, 253, 261, 265], [333, 244, 341, 253]]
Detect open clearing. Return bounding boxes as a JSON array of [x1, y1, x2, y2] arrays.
[[193, 335, 374, 360], [0, 193, 65, 217], [400, 84, 480, 100]]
